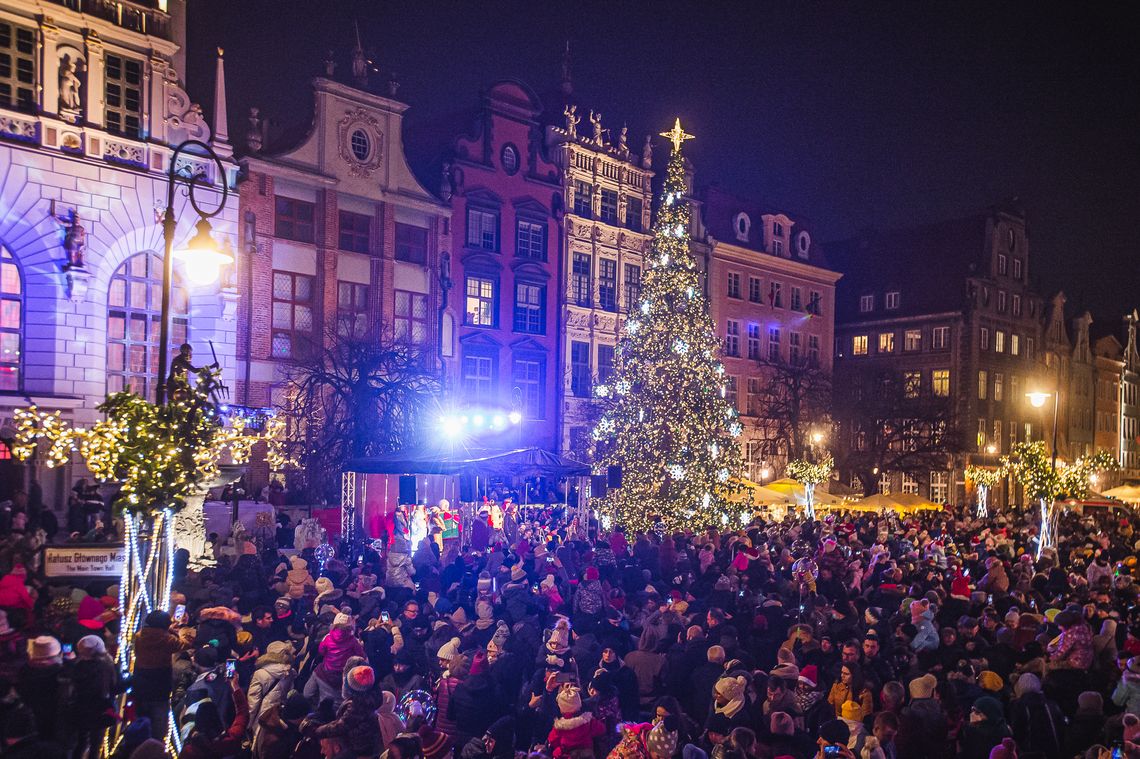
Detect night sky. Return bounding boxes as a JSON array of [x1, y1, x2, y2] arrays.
[[187, 1, 1140, 333]]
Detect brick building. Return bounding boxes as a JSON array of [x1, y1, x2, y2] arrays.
[[829, 208, 1045, 505], [698, 186, 840, 481], [441, 80, 562, 451], [0, 0, 236, 507], [235, 54, 449, 489]]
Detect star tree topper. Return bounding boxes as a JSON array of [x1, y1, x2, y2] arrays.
[[660, 117, 694, 152]]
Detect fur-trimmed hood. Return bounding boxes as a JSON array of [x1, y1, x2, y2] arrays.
[[198, 606, 241, 627], [553, 712, 595, 730]]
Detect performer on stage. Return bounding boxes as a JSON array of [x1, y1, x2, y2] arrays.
[[409, 502, 428, 552]]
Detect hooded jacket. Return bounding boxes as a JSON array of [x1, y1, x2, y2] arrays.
[[248, 650, 296, 728], [317, 627, 365, 683]]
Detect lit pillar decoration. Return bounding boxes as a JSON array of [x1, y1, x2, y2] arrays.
[[1002, 442, 1117, 559], [964, 465, 1003, 519], [9, 378, 290, 757], [590, 119, 743, 532], [786, 455, 833, 521]]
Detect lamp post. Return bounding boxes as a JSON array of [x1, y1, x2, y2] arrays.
[[1026, 390, 1059, 471], [156, 140, 232, 405]]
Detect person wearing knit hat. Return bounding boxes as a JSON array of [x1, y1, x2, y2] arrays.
[[646, 719, 678, 759], [345, 664, 375, 693], [487, 620, 510, 663], [713, 675, 746, 718], [770, 663, 800, 682], [908, 673, 937, 700], [436, 636, 462, 667], [418, 724, 455, 759], [978, 670, 1004, 693], [818, 718, 850, 749], [959, 695, 1009, 759], [546, 617, 571, 655], [510, 563, 527, 582], [548, 684, 604, 758], [840, 700, 864, 722], [988, 737, 1018, 759]]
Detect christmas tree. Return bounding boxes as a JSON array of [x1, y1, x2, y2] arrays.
[[592, 119, 743, 532]]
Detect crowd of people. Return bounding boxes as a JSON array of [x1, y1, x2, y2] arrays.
[[2, 496, 1140, 759]]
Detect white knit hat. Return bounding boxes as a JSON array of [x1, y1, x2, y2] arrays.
[[437, 636, 462, 662]]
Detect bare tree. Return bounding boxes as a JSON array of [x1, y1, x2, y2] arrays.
[[282, 326, 442, 501], [833, 371, 964, 496], [748, 357, 833, 463]]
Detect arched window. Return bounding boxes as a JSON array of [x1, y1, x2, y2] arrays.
[[107, 253, 189, 397], [0, 246, 21, 391]]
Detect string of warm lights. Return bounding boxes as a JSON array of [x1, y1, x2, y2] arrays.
[[10, 372, 292, 758], [591, 121, 743, 532]]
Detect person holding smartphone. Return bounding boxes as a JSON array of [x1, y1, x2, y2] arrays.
[[816, 718, 854, 759]]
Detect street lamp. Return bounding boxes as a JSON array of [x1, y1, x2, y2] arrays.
[[1026, 389, 1059, 471], [811, 431, 823, 445], [156, 140, 232, 405]]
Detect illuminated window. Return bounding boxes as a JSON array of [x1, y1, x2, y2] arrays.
[[932, 369, 950, 397], [878, 332, 895, 353], [929, 471, 948, 503], [0, 247, 22, 390], [1011, 334, 1020, 356], [901, 472, 919, 494], [108, 253, 189, 395], [465, 275, 497, 327], [995, 330, 1006, 353], [878, 472, 891, 495], [977, 370, 988, 400], [852, 335, 868, 356], [994, 372, 1004, 402], [270, 271, 314, 359], [904, 329, 922, 351]]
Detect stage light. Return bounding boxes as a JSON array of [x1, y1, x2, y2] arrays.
[[439, 416, 464, 439], [492, 414, 505, 428], [472, 414, 485, 428], [508, 411, 522, 425]]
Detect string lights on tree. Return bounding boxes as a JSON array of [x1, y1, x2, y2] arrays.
[[786, 454, 833, 521], [10, 369, 289, 756], [1001, 441, 1117, 558], [964, 464, 1003, 519], [591, 119, 742, 532]]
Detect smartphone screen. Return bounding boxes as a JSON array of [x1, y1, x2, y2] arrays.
[[823, 746, 841, 757], [62, 643, 74, 654], [380, 611, 391, 623], [174, 604, 186, 623], [225, 659, 236, 679]]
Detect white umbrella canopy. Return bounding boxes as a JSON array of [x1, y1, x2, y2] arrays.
[[1103, 483, 1140, 504]]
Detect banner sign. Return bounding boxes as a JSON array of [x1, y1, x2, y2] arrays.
[[43, 545, 126, 579]]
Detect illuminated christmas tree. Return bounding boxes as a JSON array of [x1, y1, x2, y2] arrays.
[[592, 119, 742, 532]]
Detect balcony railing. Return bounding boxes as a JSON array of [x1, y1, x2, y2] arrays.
[[47, 0, 171, 39]]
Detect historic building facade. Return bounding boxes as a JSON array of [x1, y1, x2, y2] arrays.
[[0, 0, 236, 507], [547, 107, 654, 459], [699, 186, 840, 482], [829, 208, 1045, 505], [235, 55, 450, 485], [442, 80, 562, 451]]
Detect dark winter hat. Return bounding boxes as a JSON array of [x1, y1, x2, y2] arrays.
[[145, 610, 172, 628], [819, 719, 850, 746]]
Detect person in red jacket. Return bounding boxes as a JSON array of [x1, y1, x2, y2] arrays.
[[547, 684, 605, 759], [181, 674, 250, 759]]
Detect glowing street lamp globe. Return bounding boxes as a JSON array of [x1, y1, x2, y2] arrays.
[[1026, 391, 1051, 408], [175, 218, 232, 286]]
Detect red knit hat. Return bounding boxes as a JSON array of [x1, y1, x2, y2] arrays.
[[950, 576, 971, 601], [345, 665, 375, 693]]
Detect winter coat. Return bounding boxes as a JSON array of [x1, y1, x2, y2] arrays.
[[195, 606, 242, 657], [377, 690, 405, 748], [911, 609, 940, 653], [16, 662, 71, 743], [1009, 691, 1064, 759], [386, 550, 415, 590], [827, 682, 873, 718], [957, 719, 1011, 759], [72, 655, 119, 729], [253, 704, 303, 759], [313, 693, 383, 758], [547, 712, 605, 759], [316, 627, 365, 682], [285, 558, 315, 599], [1047, 622, 1094, 669], [896, 698, 948, 759], [1112, 671, 1140, 714], [451, 673, 506, 744], [436, 673, 463, 737], [624, 648, 666, 706], [248, 660, 296, 728], [132, 626, 187, 701], [181, 688, 250, 759]]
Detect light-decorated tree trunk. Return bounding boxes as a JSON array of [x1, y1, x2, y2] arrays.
[[803, 482, 817, 521], [975, 484, 989, 518]]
